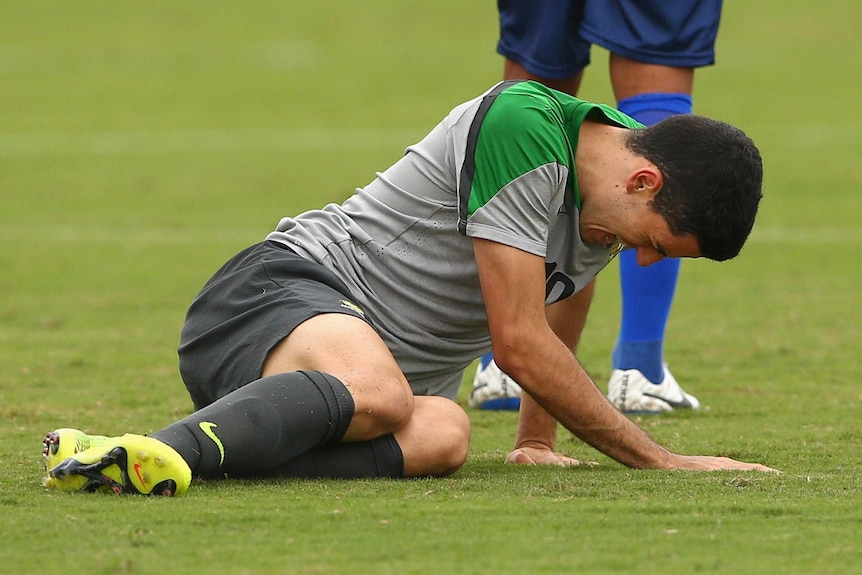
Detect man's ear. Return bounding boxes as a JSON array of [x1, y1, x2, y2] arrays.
[[625, 166, 663, 199]]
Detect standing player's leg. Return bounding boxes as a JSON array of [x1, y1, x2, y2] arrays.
[[607, 55, 698, 412], [580, 0, 723, 412], [472, 0, 590, 411], [496, 0, 589, 95]]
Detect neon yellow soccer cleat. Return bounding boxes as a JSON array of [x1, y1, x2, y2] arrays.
[[44, 433, 192, 496]]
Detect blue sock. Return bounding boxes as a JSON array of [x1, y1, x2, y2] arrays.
[[479, 352, 494, 370], [612, 93, 692, 384]]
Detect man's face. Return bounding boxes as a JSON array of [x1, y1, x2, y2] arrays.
[[579, 200, 701, 266]]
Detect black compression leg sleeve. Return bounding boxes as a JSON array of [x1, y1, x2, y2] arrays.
[[253, 434, 404, 479], [151, 370, 354, 477]]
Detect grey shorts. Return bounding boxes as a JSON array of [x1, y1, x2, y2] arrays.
[[177, 240, 371, 410]]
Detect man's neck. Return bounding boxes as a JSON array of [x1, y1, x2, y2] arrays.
[[575, 122, 632, 204]]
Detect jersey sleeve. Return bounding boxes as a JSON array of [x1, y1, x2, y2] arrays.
[[457, 86, 572, 257]]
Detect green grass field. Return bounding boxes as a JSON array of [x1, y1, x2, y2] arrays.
[[2, 1, 862, 573]]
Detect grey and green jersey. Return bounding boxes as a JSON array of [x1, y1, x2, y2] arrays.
[[267, 81, 642, 399]]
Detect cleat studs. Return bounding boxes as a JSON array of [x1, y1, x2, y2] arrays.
[[42, 432, 61, 458], [136, 451, 150, 462], [153, 457, 165, 467]]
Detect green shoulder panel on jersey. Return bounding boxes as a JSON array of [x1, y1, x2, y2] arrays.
[[457, 81, 643, 234], [464, 82, 571, 228]]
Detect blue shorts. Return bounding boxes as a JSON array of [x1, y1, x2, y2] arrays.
[[497, 0, 723, 80]]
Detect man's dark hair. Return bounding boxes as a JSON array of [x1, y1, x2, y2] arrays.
[[625, 115, 763, 261]]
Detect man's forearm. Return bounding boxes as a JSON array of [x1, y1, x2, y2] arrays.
[[503, 339, 675, 470]]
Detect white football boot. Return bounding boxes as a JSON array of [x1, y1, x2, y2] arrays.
[[607, 365, 700, 413], [468, 358, 522, 410]]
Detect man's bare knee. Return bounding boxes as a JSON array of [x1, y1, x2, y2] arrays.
[[400, 397, 471, 477], [430, 409, 471, 476], [349, 374, 415, 437]]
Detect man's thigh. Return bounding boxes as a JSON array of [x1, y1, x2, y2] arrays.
[[263, 312, 415, 440], [262, 312, 410, 398]]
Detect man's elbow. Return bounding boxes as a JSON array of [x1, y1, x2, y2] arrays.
[[491, 339, 535, 388]]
